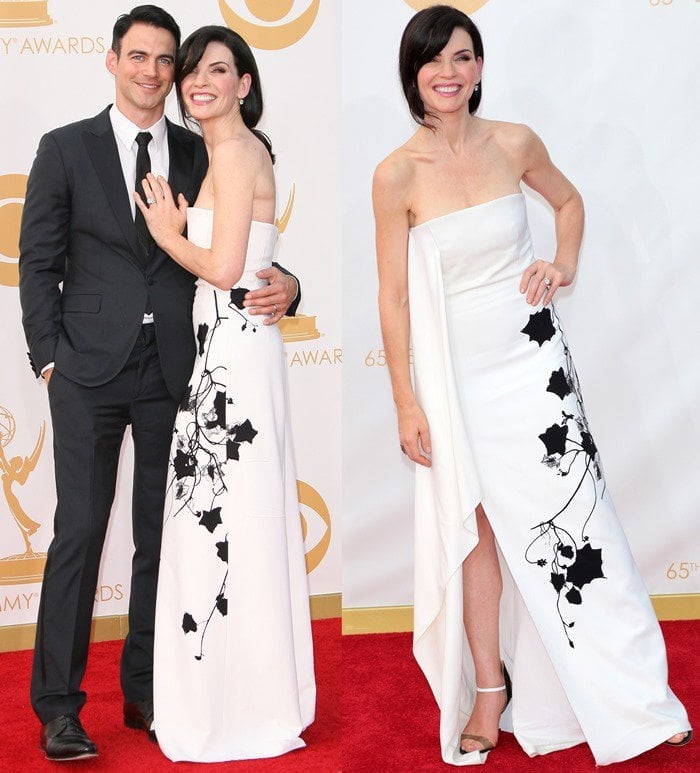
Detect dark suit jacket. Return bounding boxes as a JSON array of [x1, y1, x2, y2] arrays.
[[19, 106, 299, 400]]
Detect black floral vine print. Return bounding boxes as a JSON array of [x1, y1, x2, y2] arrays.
[[165, 290, 259, 660], [521, 306, 606, 649]]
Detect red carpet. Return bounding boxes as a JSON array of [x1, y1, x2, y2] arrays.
[[0, 618, 339, 772], [343, 620, 698, 772]]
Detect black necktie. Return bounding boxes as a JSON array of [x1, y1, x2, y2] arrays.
[[134, 131, 153, 266]]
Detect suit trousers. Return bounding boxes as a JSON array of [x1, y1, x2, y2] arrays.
[[30, 324, 179, 722]]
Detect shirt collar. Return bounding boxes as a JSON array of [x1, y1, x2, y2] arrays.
[[109, 104, 168, 154]]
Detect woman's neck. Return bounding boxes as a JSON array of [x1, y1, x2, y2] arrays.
[[421, 110, 480, 155], [200, 109, 246, 154]]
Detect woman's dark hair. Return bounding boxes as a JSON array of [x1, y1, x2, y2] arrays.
[[112, 5, 181, 55], [399, 4, 484, 126], [176, 25, 274, 162]]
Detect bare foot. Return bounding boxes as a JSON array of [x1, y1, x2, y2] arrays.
[[460, 689, 508, 753]]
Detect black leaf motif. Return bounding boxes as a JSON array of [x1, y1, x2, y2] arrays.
[[182, 613, 197, 633], [566, 543, 605, 588], [198, 507, 222, 533], [520, 307, 555, 346], [179, 385, 192, 412], [580, 431, 598, 461], [229, 287, 249, 310], [165, 288, 252, 662], [536, 558, 547, 567], [173, 449, 196, 479], [523, 307, 609, 649], [215, 594, 228, 616], [550, 572, 566, 592], [565, 587, 582, 605], [196, 323, 209, 356], [546, 368, 571, 400], [231, 418, 258, 445], [539, 423, 569, 457], [215, 539, 228, 563], [205, 391, 227, 430]]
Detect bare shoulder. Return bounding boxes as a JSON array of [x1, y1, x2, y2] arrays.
[[373, 145, 415, 200], [211, 133, 265, 177], [488, 120, 541, 153]]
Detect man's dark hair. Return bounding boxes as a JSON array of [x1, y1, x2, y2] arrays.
[[111, 5, 180, 55]]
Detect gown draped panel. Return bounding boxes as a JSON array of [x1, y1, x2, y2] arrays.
[[408, 193, 689, 766]]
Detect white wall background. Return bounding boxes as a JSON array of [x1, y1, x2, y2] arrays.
[[0, 0, 340, 629], [343, 0, 700, 609]]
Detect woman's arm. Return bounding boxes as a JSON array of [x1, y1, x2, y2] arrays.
[[373, 157, 431, 467], [136, 137, 264, 290], [511, 126, 585, 306]]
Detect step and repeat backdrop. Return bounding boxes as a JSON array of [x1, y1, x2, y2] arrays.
[[1, 0, 698, 636], [0, 0, 340, 632], [343, 0, 700, 611]]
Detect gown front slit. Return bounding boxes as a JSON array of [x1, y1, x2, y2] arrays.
[[153, 207, 316, 762], [407, 192, 690, 766]]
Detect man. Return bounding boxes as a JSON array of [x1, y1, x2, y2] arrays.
[[19, 5, 299, 761]]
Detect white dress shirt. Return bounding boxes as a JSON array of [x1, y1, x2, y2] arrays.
[[109, 104, 170, 219], [111, 105, 170, 323]]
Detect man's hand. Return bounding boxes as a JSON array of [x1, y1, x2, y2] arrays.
[[43, 367, 54, 384], [243, 267, 298, 325]]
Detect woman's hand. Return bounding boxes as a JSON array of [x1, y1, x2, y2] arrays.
[[134, 173, 188, 247], [519, 259, 575, 306], [398, 403, 432, 467]]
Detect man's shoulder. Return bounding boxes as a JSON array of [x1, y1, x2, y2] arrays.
[[43, 107, 111, 144], [166, 119, 205, 149], [166, 120, 207, 171]]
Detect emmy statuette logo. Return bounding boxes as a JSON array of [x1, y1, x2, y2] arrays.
[[0, 404, 47, 586], [0, 173, 27, 287], [218, 0, 320, 50], [404, 0, 492, 13], [298, 480, 331, 573], [0, 0, 52, 27], [275, 183, 321, 343]]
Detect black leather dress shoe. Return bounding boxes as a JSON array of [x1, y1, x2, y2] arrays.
[[123, 699, 157, 742], [41, 714, 97, 761]]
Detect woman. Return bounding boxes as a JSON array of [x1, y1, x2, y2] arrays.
[[373, 5, 690, 767], [135, 26, 315, 761]]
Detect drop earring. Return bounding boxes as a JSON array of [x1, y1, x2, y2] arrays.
[[239, 98, 244, 105], [474, 83, 480, 93]]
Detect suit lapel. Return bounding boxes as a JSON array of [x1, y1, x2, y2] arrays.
[[167, 120, 197, 203], [148, 120, 198, 270], [82, 107, 142, 265]]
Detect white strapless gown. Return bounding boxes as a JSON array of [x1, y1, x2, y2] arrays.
[[408, 193, 690, 766], [153, 208, 316, 761]]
